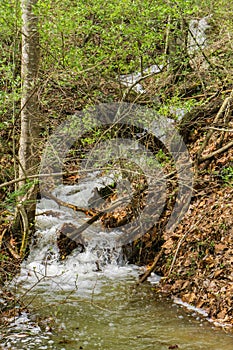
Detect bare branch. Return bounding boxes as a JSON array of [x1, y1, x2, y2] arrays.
[[196, 89, 233, 164], [137, 248, 164, 284], [207, 127, 233, 132], [121, 66, 164, 101], [199, 140, 233, 163]]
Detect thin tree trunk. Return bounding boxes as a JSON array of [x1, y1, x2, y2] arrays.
[[16, 0, 40, 253]]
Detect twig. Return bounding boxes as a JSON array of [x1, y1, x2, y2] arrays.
[[0, 228, 7, 250], [199, 140, 233, 163], [164, 15, 171, 57], [17, 203, 29, 258], [5, 242, 21, 260], [196, 89, 233, 164], [121, 67, 164, 101], [207, 127, 233, 132], [137, 248, 164, 284], [167, 214, 207, 277], [181, 90, 233, 101], [0, 167, 144, 189], [0, 171, 80, 189], [42, 190, 99, 216]]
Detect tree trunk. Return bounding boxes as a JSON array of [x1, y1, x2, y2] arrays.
[[16, 0, 40, 253]]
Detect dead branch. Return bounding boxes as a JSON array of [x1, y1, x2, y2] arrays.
[[207, 127, 233, 132], [55, 198, 124, 240], [199, 140, 233, 163], [0, 166, 146, 189], [0, 171, 80, 190], [0, 228, 7, 250], [121, 66, 164, 101], [17, 203, 29, 258], [66, 211, 106, 240], [42, 191, 99, 216], [137, 248, 164, 284], [196, 89, 233, 164], [167, 214, 209, 277], [5, 242, 21, 260]]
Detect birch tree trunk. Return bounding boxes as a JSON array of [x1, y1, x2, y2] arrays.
[[17, 0, 40, 248]]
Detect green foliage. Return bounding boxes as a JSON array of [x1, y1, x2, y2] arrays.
[[158, 96, 199, 120], [1, 0, 233, 207], [220, 165, 233, 186], [156, 149, 171, 165], [0, 0, 21, 141], [1, 0, 231, 119], [3, 180, 37, 210], [34, 0, 207, 77], [0, 253, 9, 262]]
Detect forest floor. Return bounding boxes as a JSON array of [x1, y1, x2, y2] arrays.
[[136, 104, 233, 331], [158, 166, 233, 330]]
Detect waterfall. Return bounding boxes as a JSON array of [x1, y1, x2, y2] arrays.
[[16, 179, 141, 296]]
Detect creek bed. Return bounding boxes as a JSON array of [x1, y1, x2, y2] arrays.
[[1, 276, 233, 350]]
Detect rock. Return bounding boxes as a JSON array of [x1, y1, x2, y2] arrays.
[[57, 223, 85, 260]]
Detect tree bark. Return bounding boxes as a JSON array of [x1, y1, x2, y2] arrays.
[[17, 0, 40, 247]]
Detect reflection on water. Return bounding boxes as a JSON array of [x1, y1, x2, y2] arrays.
[[2, 279, 233, 350]]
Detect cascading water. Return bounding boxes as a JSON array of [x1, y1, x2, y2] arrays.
[[2, 180, 233, 349], [16, 176, 142, 296]]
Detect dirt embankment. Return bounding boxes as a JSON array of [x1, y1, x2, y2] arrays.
[[160, 184, 232, 329], [140, 101, 233, 330]]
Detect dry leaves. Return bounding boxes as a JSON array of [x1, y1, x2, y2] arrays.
[[160, 183, 233, 329]]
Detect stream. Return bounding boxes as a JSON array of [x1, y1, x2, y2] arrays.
[[3, 281, 233, 350], [1, 179, 233, 350]]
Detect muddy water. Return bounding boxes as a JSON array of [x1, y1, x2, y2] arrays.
[[2, 278, 233, 350]]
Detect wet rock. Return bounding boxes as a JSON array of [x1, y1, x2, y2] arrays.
[[88, 182, 117, 209], [57, 223, 85, 260]]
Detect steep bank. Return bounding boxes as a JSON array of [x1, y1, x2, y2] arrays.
[[137, 100, 233, 330], [159, 184, 232, 328]]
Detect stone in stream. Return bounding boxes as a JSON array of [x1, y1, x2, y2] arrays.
[[57, 223, 85, 260]]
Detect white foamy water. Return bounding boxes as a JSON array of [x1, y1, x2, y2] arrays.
[[16, 179, 141, 296]]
